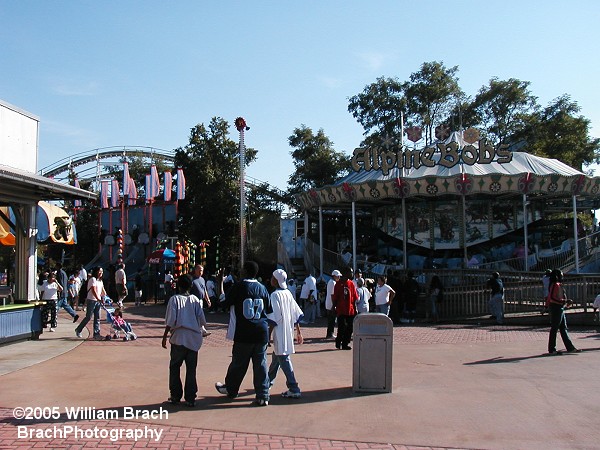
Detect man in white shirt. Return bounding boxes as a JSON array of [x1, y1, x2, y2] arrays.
[[267, 269, 303, 399], [325, 270, 341, 338]]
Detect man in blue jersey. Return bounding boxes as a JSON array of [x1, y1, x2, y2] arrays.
[[215, 261, 272, 406]]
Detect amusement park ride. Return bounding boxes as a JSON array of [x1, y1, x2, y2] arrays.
[[38, 146, 196, 289]]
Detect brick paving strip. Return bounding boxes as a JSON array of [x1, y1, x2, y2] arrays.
[[2, 304, 598, 450], [0, 407, 450, 450]]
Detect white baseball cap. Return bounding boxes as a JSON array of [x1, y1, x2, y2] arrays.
[[331, 270, 342, 277], [272, 269, 288, 289]]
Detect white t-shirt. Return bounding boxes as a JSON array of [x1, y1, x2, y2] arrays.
[[115, 268, 126, 285], [300, 275, 317, 300], [87, 277, 104, 301], [41, 281, 60, 300], [325, 279, 336, 310], [267, 288, 304, 356], [374, 283, 393, 305]]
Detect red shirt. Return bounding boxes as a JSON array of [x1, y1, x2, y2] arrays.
[[332, 279, 358, 316]]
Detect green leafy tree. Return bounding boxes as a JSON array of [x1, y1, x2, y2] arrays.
[[175, 117, 257, 270], [287, 125, 351, 195], [467, 78, 538, 145], [403, 61, 463, 145], [347, 76, 406, 141], [517, 95, 600, 170], [245, 183, 282, 270]]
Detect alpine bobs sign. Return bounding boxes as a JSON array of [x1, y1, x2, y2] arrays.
[[351, 140, 513, 176]]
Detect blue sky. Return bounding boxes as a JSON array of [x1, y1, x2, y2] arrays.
[[2, 1, 599, 190]]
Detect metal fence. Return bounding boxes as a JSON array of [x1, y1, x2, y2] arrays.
[[301, 236, 600, 319]]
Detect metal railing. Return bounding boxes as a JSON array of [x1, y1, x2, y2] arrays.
[[300, 235, 600, 320]]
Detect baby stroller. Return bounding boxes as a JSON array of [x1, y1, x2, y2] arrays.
[[100, 303, 137, 341]]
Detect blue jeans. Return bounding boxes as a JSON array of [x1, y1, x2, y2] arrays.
[[56, 297, 77, 318], [225, 341, 270, 400], [489, 294, 504, 324], [268, 353, 300, 394], [548, 303, 575, 352], [303, 302, 316, 323], [75, 300, 101, 336], [169, 343, 198, 403], [375, 304, 390, 316]]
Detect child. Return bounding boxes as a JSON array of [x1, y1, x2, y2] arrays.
[[112, 307, 136, 339]]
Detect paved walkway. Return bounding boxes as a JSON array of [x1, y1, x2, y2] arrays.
[[1, 304, 600, 449]]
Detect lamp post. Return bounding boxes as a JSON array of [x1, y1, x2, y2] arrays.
[[235, 117, 249, 272]]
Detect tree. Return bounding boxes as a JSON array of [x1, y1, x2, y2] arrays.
[[347, 76, 406, 140], [403, 61, 463, 145], [175, 117, 258, 270], [516, 95, 600, 170], [287, 125, 351, 195], [468, 78, 538, 145], [245, 183, 282, 271]]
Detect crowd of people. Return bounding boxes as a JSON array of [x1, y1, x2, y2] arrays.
[[40, 257, 584, 407]]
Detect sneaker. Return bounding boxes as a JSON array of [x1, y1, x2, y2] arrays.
[[49, 328, 55, 332], [93, 334, 103, 341], [281, 390, 301, 399], [253, 398, 268, 407], [215, 382, 236, 398], [341, 345, 352, 350], [75, 330, 82, 338], [567, 348, 582, 353], [72, 314, 79, 323], [167, 397, 180, 405]]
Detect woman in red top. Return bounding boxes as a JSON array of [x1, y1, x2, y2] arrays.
[[547, 269, 580, 355], [332, 266, 358, 350]]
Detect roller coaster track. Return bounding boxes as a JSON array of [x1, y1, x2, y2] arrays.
[[39, 146, 176, 179], [38, 145, 291, 205]]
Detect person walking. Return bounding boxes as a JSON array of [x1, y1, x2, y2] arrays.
[[547, 269, 581, 355], [162, 274, 208, 407], [75, 266, 106, 339], [267, 269, 304, 399], [487, 272, 504, 325], [215, 261, 273, 406], [331, 266, 358, 350]]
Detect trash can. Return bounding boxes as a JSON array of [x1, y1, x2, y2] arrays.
[[352, 313, 393, 393]]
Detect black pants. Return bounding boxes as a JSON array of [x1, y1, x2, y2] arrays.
[[41, 300, 57, 328], [169, 344, 198, 402], [326, 309, 336, 336], [336, 315, 355, 347]]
